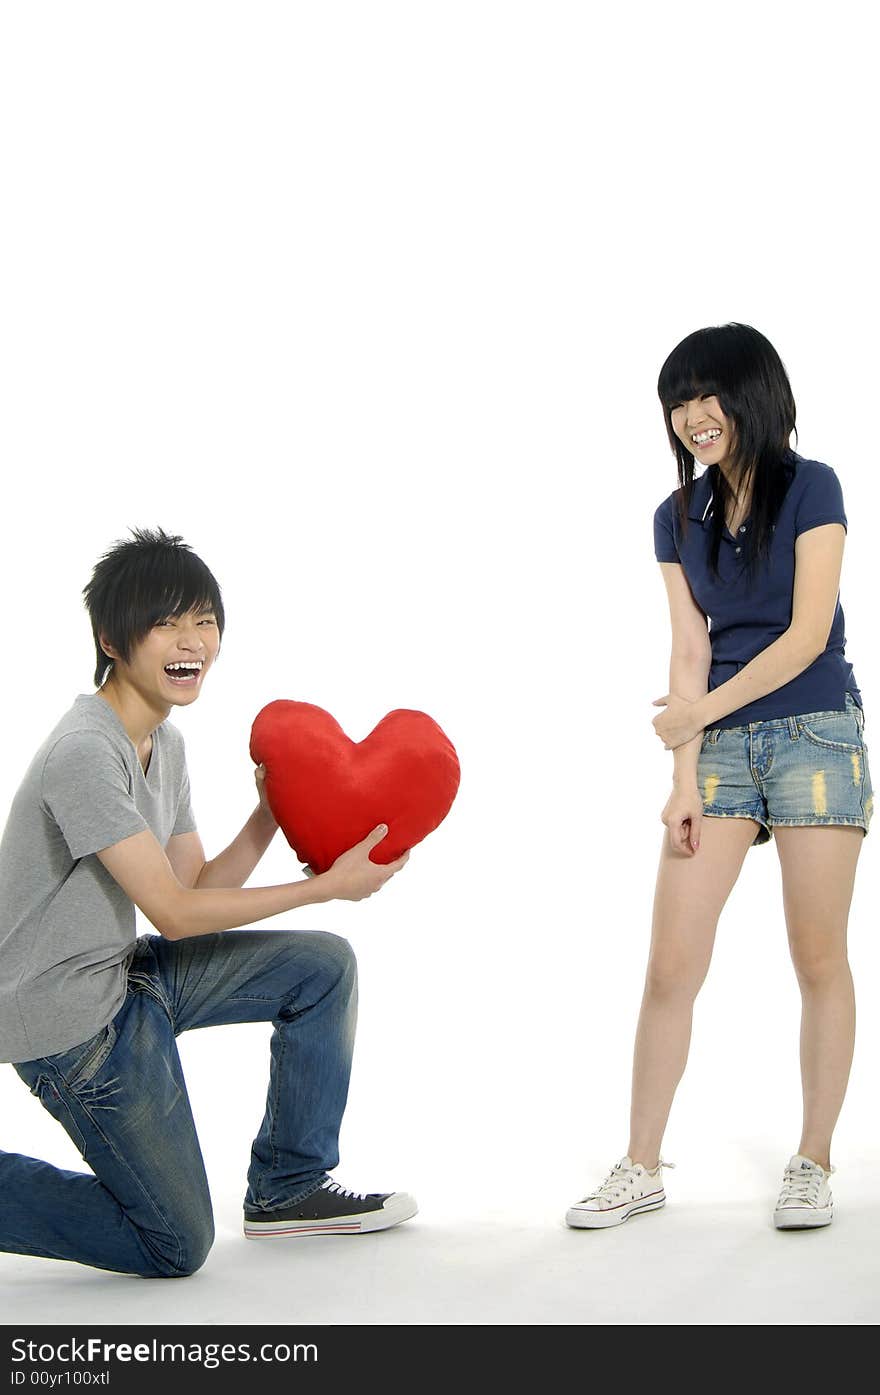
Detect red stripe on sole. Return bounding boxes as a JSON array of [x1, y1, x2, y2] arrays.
[[245, 1222, 363, 1236]]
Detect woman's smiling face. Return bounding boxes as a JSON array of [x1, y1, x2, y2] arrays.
[[670, 393, 736, 468]]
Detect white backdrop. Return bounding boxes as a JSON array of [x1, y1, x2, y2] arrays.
[[1, 1, 878, 1324]]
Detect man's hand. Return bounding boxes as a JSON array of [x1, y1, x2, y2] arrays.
[[660, 784, 703, 855], [317, 824, 410, 902], [254, 763, 278, 827], [652, 693, 705, 750]]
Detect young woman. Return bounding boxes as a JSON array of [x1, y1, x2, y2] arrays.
[[0, 527, 414, 1278], [566, 323, 872, 1231]]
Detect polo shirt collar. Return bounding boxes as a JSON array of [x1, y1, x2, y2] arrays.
[[686, 468, 716, 525]]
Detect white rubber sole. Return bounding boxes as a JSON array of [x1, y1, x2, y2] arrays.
[[566, 1191, 666, 1230], [244, 1192, 418, 1238], [774, 1204, 833, 1230]]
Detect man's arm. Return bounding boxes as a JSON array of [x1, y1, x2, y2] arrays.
[[166, 763, 278, 890], [98, 823, 406, 940], [165, 814, 276, 887], [695, 524, 845, 728], [166, 806, 278, 890]]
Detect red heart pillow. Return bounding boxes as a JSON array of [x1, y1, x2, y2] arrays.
[[249, 701, 460, 873]]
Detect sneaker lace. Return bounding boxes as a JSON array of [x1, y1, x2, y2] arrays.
[[781, 1165, 827, 1204], [585, 1157, 675, 1204], [321, 1180, 369, 1202]]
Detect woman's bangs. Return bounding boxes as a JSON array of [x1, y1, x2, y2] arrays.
[[659, 357, 721, 410], [657, 330, 731, 410]]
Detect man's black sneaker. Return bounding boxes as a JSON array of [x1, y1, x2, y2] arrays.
[[243, 1179, 418, 1237]]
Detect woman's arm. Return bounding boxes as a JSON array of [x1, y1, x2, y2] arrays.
[[695, 523, 845, 728], [658, 561, 712, 786], [654, 524, 846, 747]]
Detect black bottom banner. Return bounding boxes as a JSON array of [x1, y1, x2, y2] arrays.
[[2, 1325, 596, 1389]]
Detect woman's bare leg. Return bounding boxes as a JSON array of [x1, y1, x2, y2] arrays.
[[627, 816, 760, 1168], [774, 825, 863, 1171]]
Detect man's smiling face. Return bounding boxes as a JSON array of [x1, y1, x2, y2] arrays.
[[102, 607, 221, 709]]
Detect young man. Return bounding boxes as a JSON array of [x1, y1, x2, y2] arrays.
[[0, 527, 414, 1278]]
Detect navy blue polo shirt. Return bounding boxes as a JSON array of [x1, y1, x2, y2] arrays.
[[653, 455, 862, 728]]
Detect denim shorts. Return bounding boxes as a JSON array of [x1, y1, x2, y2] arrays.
[[697, 691, 873, 846]]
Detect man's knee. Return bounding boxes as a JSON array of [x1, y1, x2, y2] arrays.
[[323, 932, 357, 983], [141, 1210, 215, 1278], [273, 931, 357, 1026], [304, 932, 358, 995], [177, 1210, 215, 1275]]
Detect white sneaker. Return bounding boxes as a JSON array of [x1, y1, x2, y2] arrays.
[[566, 1156, 672, 1229], [774, 1154, 834, 1229]]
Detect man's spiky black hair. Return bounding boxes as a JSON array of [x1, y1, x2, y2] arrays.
[[82, 526, 225, 687]]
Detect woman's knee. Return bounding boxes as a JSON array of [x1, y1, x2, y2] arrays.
[[790, 940, 850, 990], [644, 950, 708, 1003]]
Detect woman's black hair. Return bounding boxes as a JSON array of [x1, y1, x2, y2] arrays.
[[657, 323, 798, 584], [82, 527, 225, 687]]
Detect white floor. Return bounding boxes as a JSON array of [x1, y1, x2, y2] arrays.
[[4, 1192, 879, 1326]]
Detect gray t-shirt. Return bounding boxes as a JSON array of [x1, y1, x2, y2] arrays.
[[0, 693, 196, 1063]]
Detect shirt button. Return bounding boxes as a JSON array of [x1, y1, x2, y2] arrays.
[[739, 525, 747, 533], [735, 546, 741, 554]]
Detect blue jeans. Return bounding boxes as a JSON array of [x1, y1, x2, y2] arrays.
[[2, 929, 357, 1277]]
